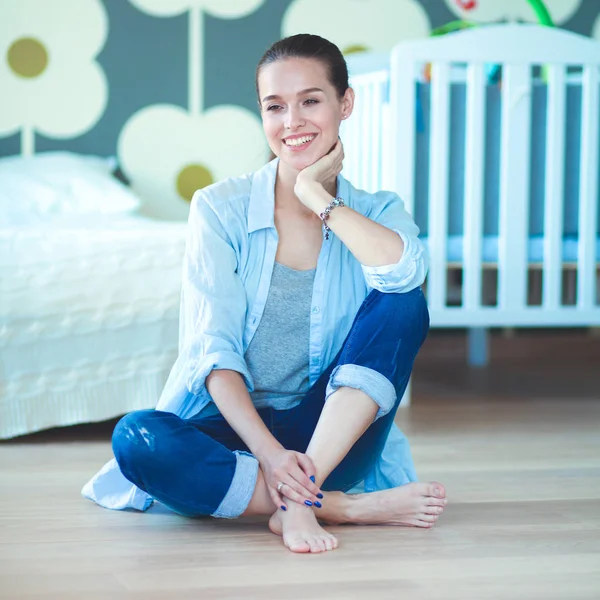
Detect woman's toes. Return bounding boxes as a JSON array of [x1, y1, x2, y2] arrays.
[[286, 536, 311, 553], [426, 505, 444, 515], [428, 497, 448, 507], [323, 536, 334, 551], [408, 518, 432, 528], [419, 513, 438, 523], [427, 482, 446, 499]]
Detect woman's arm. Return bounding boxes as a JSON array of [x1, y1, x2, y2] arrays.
[[295, 177, 405, 267], [294, 140, 428, 293], [206, 369, 281, 460], [206, 369, 322, 508]]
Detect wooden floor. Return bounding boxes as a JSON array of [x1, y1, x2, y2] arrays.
[[1, 331, 600, 599]]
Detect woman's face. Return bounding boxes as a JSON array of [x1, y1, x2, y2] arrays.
[[257, 57, 353, 173]]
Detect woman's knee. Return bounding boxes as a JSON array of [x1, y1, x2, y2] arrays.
[[112, 409, 161, 467], [369, 287, 429, 341]]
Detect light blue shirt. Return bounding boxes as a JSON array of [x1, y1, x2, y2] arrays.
[[82, 158, 428, 511]]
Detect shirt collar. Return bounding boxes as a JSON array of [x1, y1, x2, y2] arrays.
[[248, 158, 277, 234], [247, 157, 352, 234]]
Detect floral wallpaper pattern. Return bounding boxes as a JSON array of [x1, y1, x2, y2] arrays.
[[0, 0, 108, 156], [1, 0, 598, 218]]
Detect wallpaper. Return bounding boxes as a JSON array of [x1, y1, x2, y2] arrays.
[[1, 0, 599, 219]]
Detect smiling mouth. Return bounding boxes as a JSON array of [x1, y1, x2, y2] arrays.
[[283, 134, 317, 148]]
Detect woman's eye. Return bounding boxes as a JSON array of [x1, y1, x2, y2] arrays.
[[266, 104, 282, 111], [304, 98, 318, 105]]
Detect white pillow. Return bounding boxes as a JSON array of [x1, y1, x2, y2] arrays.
[[0, 152, 141, 223]]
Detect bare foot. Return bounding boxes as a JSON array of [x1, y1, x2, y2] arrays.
[[269, 501, 339, 553], [344, 481, 448, 528]]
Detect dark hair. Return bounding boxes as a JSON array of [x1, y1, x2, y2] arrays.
[[255, 33, 349, 102]]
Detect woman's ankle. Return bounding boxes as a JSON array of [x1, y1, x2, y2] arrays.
[[319, 491, 352, 524]]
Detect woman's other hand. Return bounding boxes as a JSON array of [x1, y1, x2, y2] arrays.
[[258, 447, 324, 510]]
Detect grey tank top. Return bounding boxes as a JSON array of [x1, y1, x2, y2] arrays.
[[244, 261, 316, 411]]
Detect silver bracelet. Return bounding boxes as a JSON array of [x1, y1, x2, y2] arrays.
[[319, 197, 345, 240]]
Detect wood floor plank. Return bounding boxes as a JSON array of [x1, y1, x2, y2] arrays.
[[1, 332, 599, 599]]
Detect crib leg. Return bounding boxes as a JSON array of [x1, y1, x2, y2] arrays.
[[400, 377, 412, 408], [467, 327, 489, 367]]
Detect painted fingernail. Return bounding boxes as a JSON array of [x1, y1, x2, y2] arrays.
[[280, 505, 287, 511], [314, 501, 322, 508], [310, 476, 316, 483], [304, 500, 313, 507], [317, 493, 323, 499]]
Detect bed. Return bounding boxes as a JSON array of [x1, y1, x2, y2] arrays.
[[0, 153, 187, 439]]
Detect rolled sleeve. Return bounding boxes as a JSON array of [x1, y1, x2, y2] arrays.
[[359, 190, 429, 293], [325, 364, 397, 420], [188, 350, 254, 395], [361, 229, 428, 293]]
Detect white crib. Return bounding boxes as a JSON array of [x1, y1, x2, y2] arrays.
[[342, 24, 600, 404]]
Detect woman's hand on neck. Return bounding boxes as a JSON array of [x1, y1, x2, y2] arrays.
[[275, 160, 335, 219], [275, 139, 343, 214]]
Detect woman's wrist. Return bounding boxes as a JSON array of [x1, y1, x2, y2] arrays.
[[206, 370, 285, 465], [294, 176, 320, 198], [294, 179, 332, 215], [253, 438, 284, 465]]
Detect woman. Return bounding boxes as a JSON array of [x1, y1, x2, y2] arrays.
[[83, 34, 447, 554]]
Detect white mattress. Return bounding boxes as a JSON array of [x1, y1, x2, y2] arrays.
[[0, 214, 188, 439]]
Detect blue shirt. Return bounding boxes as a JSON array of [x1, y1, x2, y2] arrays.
[[82, 158, 428, 511]]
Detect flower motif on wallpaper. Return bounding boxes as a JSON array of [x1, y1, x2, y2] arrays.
[[118, 105, 266, 220], [129, 0, 264, 18], [282, 0, 431, 55], [119, 0, 268, 219], [0, 0, 108, 153], [444, 0, 582, 24]]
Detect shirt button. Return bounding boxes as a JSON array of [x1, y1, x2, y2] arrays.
[[312, 306, 320, 314]]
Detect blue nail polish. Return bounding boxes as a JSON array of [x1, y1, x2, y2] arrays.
[[317, 493, 323, 499], [281, 505, 287, 511], [304, 500, 313, 507], [310, 475, 316, 483], [314, 501, 322, 508]]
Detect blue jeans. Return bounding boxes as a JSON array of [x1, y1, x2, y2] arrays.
[[112, 287, 429, 518]]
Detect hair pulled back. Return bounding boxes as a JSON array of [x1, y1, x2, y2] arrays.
[[256, 33, 349, 101]]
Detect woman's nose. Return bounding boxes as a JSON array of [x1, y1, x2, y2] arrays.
[[284, 107, 305, 130]]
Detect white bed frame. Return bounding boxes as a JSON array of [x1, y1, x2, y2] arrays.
[[342, 24, 600, 405]]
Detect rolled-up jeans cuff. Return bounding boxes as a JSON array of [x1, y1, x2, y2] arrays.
[[325, 364, 397, 420], [211, 451, 259, 519]]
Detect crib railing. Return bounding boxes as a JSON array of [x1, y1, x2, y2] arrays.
[[341, 69, 390, 194], [343, 25, 600, 328]]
